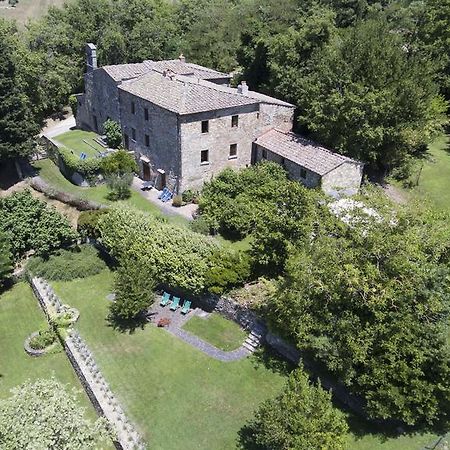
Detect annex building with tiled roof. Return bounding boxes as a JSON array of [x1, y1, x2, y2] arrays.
[[76, 44, 363, 195]]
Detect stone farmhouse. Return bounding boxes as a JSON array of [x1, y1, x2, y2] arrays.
[[76, 44, 363, 196]]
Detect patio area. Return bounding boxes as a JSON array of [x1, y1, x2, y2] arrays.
[[131, 177, 198, 221]]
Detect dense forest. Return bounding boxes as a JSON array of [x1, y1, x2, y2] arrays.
[[0, 0, 449, 175]]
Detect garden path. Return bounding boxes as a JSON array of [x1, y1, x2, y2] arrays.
[[147, 302, 263, 362]]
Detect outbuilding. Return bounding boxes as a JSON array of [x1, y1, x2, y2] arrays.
[[254, 129, 364, 196]]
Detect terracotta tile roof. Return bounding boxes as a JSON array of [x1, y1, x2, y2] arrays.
[[119, 72, 259, 115], [102, 60, 229, 82], [255, 129, 362, 176]]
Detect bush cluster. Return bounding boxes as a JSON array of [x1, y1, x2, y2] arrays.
[[29, 329, 57, 350], [77, 209, 109, 238], [181, 189, 200, 204], [27, 245, 107, 281]]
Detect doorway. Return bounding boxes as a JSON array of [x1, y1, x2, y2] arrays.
[[93, 115, 98, 132], [142, 162, 151, 181], [124, 133, 129, 149]]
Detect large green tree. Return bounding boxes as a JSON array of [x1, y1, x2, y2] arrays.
[[247, 367, 348, 450], [267, 17, 448, 171], [0, 378, 111, 449], [270, 198, 450, 426], [0, 230, 13, 286], [0, 20, 39, 160]]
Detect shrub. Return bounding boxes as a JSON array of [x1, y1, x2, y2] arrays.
[[182, 189, 199, 204], [103, 119, 122, 149], [105, 173, 133, 200], [29, 329, 57, 350], [172, 195, 183, 207], [77, 209, 109, 238], [68, 94, 77, 117], [26, 245, 107, 281], [205, 249, 251, 295], [189, 215, 210, 235], [0, 230, 13, 286], [98, 206, 219, 295], [0, 190, 77, 260]]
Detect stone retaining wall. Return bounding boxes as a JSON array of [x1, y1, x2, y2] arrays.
[[29, 276, 145, 450]]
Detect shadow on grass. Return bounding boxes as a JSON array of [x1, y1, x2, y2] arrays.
[[106, 312, 148, 334], [237, 423, 262, 450], [250, 345, 295, 376]]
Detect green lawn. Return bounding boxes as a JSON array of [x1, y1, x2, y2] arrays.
[[51, 270, 289, 450], [182, 312, 248, 351], [49, 268, 441, 450], [0, 0, 65, 24], [392, 134, 450, 211], [33, 159, 189, 227], [0, 282, 95, 412], [53, 130, 106, 158]]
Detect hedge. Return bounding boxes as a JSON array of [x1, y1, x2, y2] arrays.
[[98, 206, 219, 295]]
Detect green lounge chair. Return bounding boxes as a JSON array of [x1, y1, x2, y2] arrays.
[[160, 292, 171, 307], [181, 300, 191, 315], [170, 297, 180, 311]]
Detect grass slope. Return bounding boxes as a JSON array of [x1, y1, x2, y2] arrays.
[[54, 130, 105, 158], [33, 159, 188, 227], [183, 312, 248, 351], [52, 270, 289, 450], [0, 0, 65, 24]]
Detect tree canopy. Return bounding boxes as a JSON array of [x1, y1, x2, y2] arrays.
[[0, 378, 111, 450]]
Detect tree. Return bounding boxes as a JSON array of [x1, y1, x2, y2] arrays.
[[0, 20, 39, 160], [103, 119, 123, 149], [268, 18, 448, 172], [247, 367, 348, 450], [270, 197, 450, 426], [0, 378, 111, 449], [0, 190, 77, 260], [102, 149, 137, 200], [110, 253, 156, 320], [0, 230, 12, 286]]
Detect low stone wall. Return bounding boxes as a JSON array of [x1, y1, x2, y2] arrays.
[[23, 331, 47, 357], [30, 276, 145, 450]]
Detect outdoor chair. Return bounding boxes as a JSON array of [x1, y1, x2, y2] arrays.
[[170, 296, 180, 311], [161, 190, 173, 203], [158, 187, 169, 200], [181, 300, 191, 315], [160, 291, 171, 307]]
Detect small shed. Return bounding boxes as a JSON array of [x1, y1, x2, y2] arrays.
[[254, 129, 364, 196]]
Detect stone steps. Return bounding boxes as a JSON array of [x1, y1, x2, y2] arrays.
[[242, 327, 266, 353]]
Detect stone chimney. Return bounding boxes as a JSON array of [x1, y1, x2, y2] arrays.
[[179, 53, 186, 63], [86, 43, 97, 72], [237, 80, 249, 96]]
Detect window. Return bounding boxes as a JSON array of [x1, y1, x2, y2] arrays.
[[201, 149, 209, 164], [131, 128, 136, 141], [131, 101, 135, 115], [262, 148, 267, 159], [280, 157, 285, 167], [201, 120, 209, 133], [256, 112, 260, 119], [229, 144, 237, 159], [144, 107, 149, 121], [300, 168, 307, 179], [145, 134, 150, 147], [231, 115, 239, 128]]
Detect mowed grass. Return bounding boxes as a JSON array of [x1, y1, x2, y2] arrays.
[[392, 134, 450, 211], [54, 130, 105, 159], [0, 283, 95, 412], [50, 268, 441, 450], [51, 270, 290, 450], [183, 312, 248, 351], [33, 159, 189, 227], [0, 0, 65, 24]]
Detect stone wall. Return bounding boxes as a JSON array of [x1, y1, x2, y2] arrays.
[[118, 89, 181, 191], [179, 104, 259, 192], [257, 103, 294, 136], [321, 161, 364, 197]]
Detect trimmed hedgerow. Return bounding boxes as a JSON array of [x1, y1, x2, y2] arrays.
[[27, 245, 107, 281]]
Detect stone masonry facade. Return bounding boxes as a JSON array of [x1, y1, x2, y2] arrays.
[[76, 43, 362, 195]]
